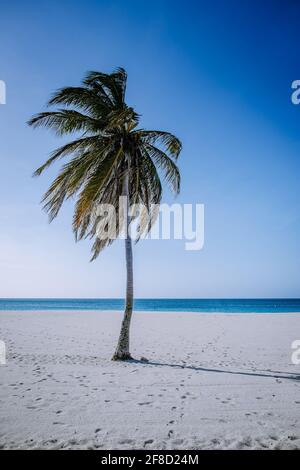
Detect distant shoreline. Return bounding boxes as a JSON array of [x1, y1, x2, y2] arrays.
[[1, 298, 300, 313]]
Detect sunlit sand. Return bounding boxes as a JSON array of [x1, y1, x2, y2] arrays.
[[1, 310, 300, 449]]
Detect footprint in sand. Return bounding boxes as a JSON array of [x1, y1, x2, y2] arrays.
[[144, 439, 154, 447], [172, 438, 184, 445], [118, 439, 134, 444]]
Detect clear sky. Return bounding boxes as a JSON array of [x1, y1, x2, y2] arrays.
[[0, 0, 300, 298]]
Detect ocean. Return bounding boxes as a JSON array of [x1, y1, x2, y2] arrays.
[[0, 298, 299, 313]]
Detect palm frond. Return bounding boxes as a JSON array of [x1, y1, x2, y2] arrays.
[[83, 67, 127, 107], [28, 110, 102, 135], [33, 136, 100, 176], [134, 130, 182, 160], [73, 146, 123, 231], [144, 144, 180, 194], [48, 86, 111, 116]]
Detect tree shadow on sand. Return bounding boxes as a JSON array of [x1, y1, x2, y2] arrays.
[[130, 359, 300, 382]]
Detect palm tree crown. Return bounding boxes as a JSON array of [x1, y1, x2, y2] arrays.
[[28, 68, 182, 259]]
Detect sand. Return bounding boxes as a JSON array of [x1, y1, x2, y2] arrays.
[[0, 310, 300, 450]]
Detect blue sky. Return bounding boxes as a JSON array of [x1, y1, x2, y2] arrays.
[[0, 0, 300, 298]]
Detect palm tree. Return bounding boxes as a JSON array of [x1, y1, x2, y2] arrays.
[[28, 68, 182, 360]]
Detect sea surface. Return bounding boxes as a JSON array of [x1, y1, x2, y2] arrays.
[[0, 298, 299, 313]]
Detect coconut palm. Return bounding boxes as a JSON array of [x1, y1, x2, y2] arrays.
[[28, 68, 182, 360]]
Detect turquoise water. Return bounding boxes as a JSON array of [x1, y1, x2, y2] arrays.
[[0, 298, 299, 312]]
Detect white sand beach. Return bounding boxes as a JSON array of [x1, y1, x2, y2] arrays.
[[0, 310, 300, 450]]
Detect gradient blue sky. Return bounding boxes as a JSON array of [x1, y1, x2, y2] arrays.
[[0, 0, 300, 298]]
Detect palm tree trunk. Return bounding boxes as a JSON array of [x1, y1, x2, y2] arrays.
[[112, 173, 133, 361]]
